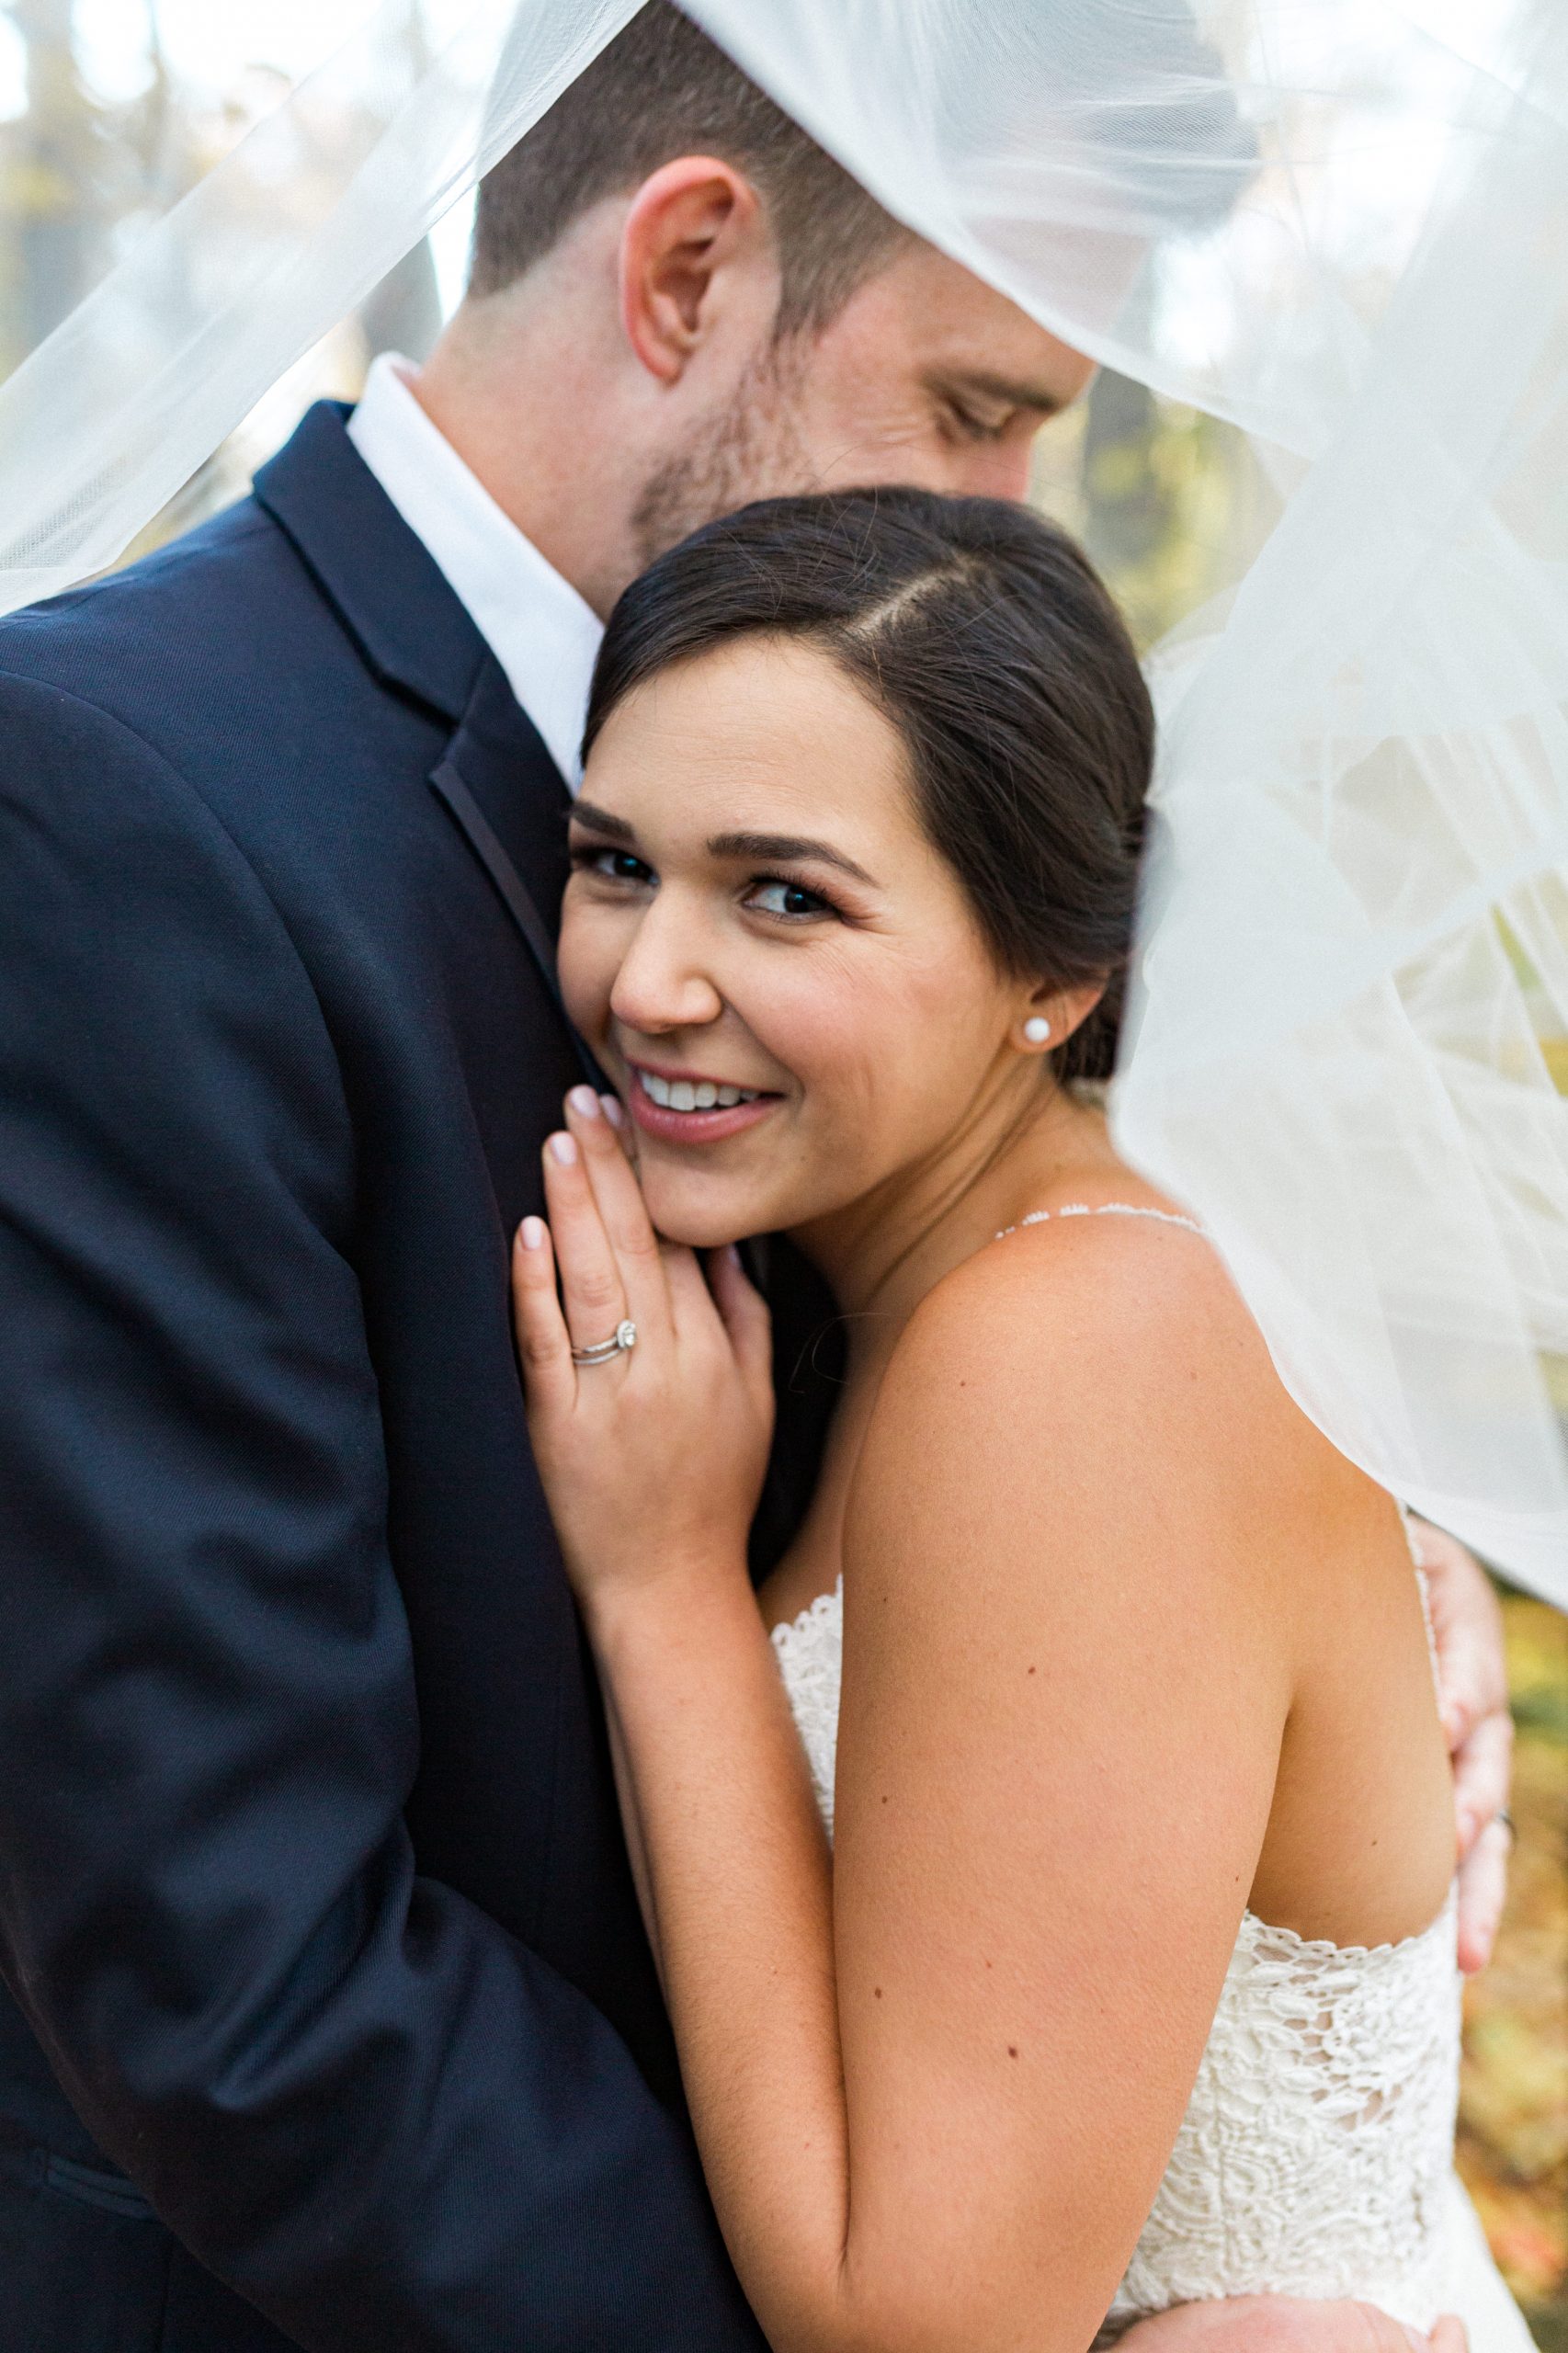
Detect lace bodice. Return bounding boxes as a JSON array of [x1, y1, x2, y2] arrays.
[[767, 1203, 1463, 2337], [770, 1578, 1461, 2337]]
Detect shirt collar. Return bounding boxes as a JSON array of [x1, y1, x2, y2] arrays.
[[347, 352, 603, 790]]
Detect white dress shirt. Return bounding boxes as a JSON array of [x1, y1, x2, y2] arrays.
[[347, 352, 603, 789]]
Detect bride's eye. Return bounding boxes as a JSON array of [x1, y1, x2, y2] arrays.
[[572, 844, 654, 888], [744, 876, 838, 923]]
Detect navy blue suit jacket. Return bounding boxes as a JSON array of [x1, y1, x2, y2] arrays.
[[0, 404, 786, 2351]]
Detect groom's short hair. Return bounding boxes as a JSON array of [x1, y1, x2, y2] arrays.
[[472, 5, 906, 335]]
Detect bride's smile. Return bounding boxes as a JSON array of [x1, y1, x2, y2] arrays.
[[562, 623, 1112, 1308]]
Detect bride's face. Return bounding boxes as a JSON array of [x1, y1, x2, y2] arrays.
[[560, 634, 1033, 1249]]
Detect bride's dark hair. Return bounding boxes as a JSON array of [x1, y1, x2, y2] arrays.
[[583, 488, 1153, 1083]]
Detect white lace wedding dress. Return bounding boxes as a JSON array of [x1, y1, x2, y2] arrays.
[[770, 1207, 1537, 2352]]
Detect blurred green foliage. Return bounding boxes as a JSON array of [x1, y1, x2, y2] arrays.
[[1031, 366, 1275, 653]]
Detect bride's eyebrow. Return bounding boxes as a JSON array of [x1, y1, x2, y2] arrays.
[[569, 801, 637, 842], [707, 831, 877, 887]]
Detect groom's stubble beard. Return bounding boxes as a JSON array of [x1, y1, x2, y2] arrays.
[[631, 336, 815, 571]]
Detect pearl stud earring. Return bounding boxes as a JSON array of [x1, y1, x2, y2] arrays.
[[1023, 1016, 1052, 1045]]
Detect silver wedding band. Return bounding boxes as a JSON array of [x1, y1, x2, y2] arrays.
[[571, 1319, 637, 1368]]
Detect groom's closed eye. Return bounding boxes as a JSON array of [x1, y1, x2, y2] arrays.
[[928, 369, 1065, 446]]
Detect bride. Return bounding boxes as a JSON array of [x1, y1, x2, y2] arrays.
[[513, 485, 1536, 2353]]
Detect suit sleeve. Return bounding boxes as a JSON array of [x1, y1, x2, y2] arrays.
[[0, 675, 763, 2352]]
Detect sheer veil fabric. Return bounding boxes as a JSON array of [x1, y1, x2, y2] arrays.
[[2, 1, 1565, 1602]]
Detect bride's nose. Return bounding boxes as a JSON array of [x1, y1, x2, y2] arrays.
[[608, 897, 725, 1036]]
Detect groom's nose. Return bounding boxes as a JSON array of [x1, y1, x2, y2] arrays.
[[608, 897, 725, 1036]]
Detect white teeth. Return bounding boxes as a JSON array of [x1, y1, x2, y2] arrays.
[[637, 1070, 764, 1113]]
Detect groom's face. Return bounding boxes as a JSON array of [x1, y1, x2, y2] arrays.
[[631, 238, 1096, 569], [781, 239, 1096, 502]]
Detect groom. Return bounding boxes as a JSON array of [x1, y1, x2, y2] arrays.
[[0, 8, 1512, 2350]]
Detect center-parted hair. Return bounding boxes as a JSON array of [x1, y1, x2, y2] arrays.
[[584, 488, 1153, 1083]]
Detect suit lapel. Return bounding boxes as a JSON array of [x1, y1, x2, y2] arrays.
[[430, 759, 561, 1010], [254, 401, 487, 723], [256, 403, 602, 1092], [430, 654, 604, 1092]]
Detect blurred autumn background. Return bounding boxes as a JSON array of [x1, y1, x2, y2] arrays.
[[2, 4, 1564, 2343]]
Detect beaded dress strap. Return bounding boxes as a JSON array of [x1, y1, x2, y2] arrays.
[[994, 1201, 1207, 1242]]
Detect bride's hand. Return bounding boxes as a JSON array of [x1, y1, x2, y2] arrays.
[[1405, 1518, 1514, 1973], [512, 1086, 774, 1618]]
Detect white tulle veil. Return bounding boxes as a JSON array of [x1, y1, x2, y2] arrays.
[[2, 1, 1565, 1603]]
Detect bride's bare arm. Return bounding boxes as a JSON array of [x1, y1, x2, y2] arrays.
[[515, 1099, 1352, 2353]]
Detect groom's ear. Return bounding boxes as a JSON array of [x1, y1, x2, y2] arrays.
[[619, 157, 778, 383]]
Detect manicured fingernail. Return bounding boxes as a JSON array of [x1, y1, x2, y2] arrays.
[[567, 1086, 601, 1120], [600, 1093, 625, 1129], [519, 1217, 546, 1250], [549, 1131, 578, 1165]]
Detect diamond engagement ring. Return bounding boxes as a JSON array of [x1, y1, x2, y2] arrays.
[[571, 1319, 637, 1368]]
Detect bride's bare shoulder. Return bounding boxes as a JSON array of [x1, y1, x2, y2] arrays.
[[892, 1198, 1269, 1434], [851, 1197, 1380, 1586]]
